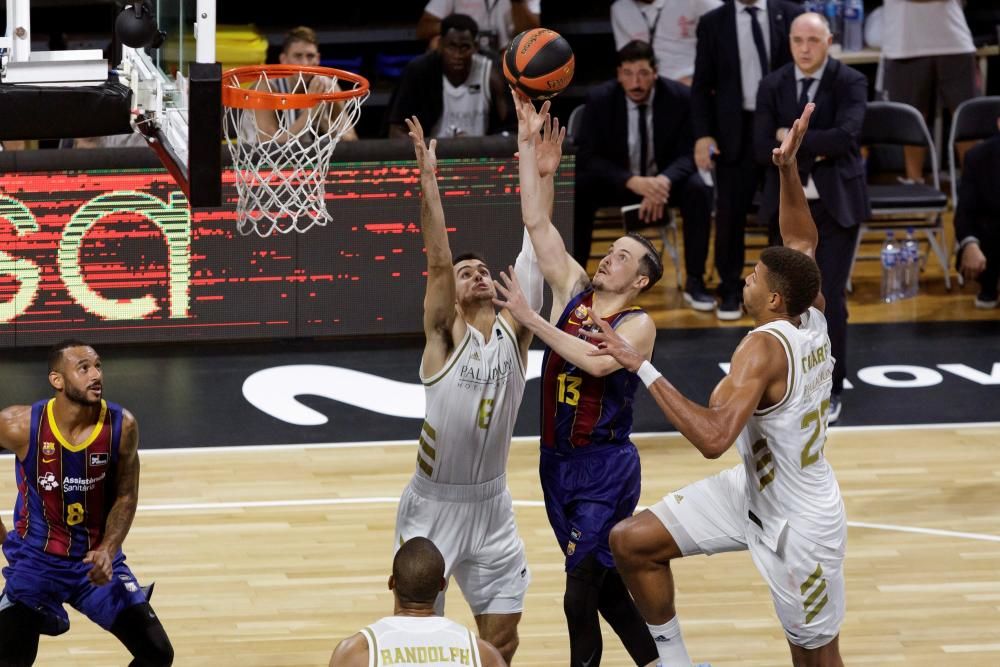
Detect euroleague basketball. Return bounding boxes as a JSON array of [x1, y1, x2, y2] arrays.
[[503, 28, 575, 100]]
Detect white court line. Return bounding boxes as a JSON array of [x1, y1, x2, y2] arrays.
[[132, 419, 1000, 456], [0, 421, 996, 459], [3, 497, 994, 543]]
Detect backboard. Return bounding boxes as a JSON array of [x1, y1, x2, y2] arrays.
[[122, 0, 221, 207], [0, 0, 221, 207]]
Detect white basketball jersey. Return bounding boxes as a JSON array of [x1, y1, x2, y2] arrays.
[[417, 315, 525, 484], [734, 308, 846, 550], [433, 53, 492, 138], [361, 616, 482, 667]]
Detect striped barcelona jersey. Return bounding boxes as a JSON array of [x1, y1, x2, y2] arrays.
[[541, 290, 644, 452], [13, 398, 122, 558]]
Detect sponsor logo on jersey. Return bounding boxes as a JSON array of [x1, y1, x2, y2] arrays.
[[90, 452, 108, 467], [38, 472, 59, 491], [42, 441, 56, 456], [62, 472, 106, 493], [42, 458, 57, 464]]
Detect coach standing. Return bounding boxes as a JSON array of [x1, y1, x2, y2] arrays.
[[753, 12, 868, 423]]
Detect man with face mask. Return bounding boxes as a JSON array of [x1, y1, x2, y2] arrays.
[[0, 340, 173, 666]]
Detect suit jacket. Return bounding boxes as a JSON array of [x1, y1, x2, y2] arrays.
[[576, 76, 697, 198], [955, 132, 1000, 246], [754, 58, 870, 229], [691, 0, 802, 162]]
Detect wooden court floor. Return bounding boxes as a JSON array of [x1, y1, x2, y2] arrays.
[[4, 424, 998, 666]]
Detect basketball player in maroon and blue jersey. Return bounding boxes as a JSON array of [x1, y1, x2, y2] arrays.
[[0, 340, 173, 666], [492, 93, 662, 666]]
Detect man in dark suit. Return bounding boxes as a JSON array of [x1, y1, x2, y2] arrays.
[[691, 0, 802, 319], [575, 40, 716, 310], [955, 116, 1000, 309], [754, 11, 869, 422]]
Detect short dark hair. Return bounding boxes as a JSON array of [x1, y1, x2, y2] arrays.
[[626, 233, 663, 292], [452, 251, 487, 267], [392, 537, 445, 605], [48, 339, 90, 373], [282, 26, 317, 53], [617, 40, 657, 69], [759, 246, 821, 317], [441, 13, 479, 39]]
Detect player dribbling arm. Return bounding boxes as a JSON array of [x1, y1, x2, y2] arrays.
[[83, 409, 141, 586]]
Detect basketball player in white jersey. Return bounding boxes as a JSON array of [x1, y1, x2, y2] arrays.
[[584, 103, 848, 667], [328, 537, 506, 667], [393, 114, 560, 664]]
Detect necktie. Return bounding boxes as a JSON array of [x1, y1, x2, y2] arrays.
[[638, 103, 649, 176], [798, 77, 814, 112], [745, 6, 769, 76]]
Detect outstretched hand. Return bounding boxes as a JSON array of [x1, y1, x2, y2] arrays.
[[492, 266, 533, 323], [772, 102, 814, 168], [511, 89, 551, 145], [579, 315, 646, 373], [535, 112, 567, 178], [405, 116, 438, 172]]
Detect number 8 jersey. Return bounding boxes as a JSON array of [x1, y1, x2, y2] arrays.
[[735, 308, 846, 550], [13, 398, 122, 558]]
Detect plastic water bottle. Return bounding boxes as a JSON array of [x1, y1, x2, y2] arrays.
[[841, 0, 864, 52], [902, 228, 920, 298], [880, 231, 902, 303], [824, 0, 843, 46]]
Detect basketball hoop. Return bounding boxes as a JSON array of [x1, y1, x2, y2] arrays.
[[222, 64, 369, 236]]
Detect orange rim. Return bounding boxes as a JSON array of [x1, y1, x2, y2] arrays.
[[222, 64, 370, 110]]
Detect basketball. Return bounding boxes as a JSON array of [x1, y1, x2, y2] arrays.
[[503, 28, 575, 100]]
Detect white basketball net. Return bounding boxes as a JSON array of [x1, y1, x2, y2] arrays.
[[223, 70, 367, 237]]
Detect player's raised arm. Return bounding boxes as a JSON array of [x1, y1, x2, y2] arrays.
[[773, 103, 819, 260], [85, 409, 141, 585], [407, 117, 459, 357], [513, 92, 590, 308], [0, 404, 31, 538]]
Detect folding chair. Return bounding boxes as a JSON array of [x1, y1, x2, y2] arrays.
[[851, 101, 950, 289], [567, 104, 684, 287]]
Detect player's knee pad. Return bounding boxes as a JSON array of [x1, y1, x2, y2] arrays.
[[0, 600, 44, 666], [110, 603, 174, 667]]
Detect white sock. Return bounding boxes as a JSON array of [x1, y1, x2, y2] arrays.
[[647, 616, 692, 667]]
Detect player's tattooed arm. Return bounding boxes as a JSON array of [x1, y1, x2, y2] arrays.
[[86, 409, 140, 585]]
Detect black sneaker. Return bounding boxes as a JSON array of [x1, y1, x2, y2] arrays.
[[716, 295, 743, 321], [828, 394, 842, 424], [974, 292, 998, 309], [683, 285, 716, 312]]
